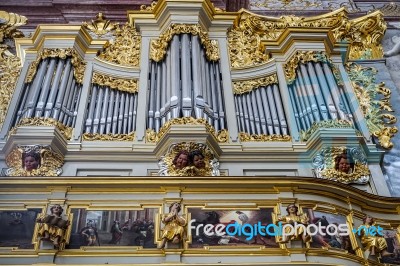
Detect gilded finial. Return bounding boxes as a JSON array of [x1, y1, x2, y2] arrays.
[[83, 13, 118, 37]]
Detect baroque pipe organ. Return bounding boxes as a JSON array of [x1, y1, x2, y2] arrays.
[[0, 1, 399, 265]]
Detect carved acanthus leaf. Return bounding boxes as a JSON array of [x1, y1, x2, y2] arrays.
[[233, 74, 278, 94], [97, 23, 141, 66], [83, 13, 118, 37], [0, 10, 27, 42], [239, 132, 291, 142]]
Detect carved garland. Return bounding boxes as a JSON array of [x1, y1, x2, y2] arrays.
[[346, 63, 397, 149], [146, 117, 228, 143], [233, 74, 278, 95], [82, 132, 135, 141], [25, 48, 86, 84], [12, 117, 73, 140], [97, 23, 141, 66], [150, 24, 220, 62], [92, 73, 138, 94], [239, 132, 291, 142]]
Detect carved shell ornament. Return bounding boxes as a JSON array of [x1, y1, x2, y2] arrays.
[[158, 142, 220, 176], [5, 145, 64, 176], [312, 146, 370, 184]]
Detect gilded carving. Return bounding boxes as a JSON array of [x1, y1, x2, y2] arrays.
[[14, 117, 73, 140], [346, 63, 398, 149], [92, 73, 138, 93], [158, 142, 219, 177], [146, 117, 229, 143], [239, 132, 291, 142], [83, 13, 118, 37], [5, 145, 64, 176], [284, 51, 332, 84], [228, 9, 348, 68], [346, 11, 386, 60], [300, 120, 354, 141], [150, 24, 219, 62], [140, 1, 158, 11], [0, 10, 27, 42], [25, 48, 86, 84], [0, 45, 22, 131], [82, 131, 135, 141], [97, 23, 141, 66], [233, 74, 278, 94], [0, 11, 26, 132], [313, 146, 370, 184]]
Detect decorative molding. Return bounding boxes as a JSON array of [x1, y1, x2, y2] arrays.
[[300, 120, 354, 142], [5, 145, 64, 177], [233, 74, 278, 94], [346, 63, 398, 149], [82, 132, 135, 141], [146, 117, 229, 143], [25, 48, 86, 84], [14, 117, 73, 140], [97, 23, 141, 67], [92, 72, 138, 93], [313, 146, 370, 184], [150, 24, 219, 62], [239, 132, 291, 142], [83, 13, 118, 37]]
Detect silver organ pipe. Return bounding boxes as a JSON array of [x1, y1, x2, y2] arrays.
[[234, 84, 288, 136], [14, 57, 82, 128], [84, 83, 138, 135], [146, 33, 227, 133], [288, 61, 355, 132]]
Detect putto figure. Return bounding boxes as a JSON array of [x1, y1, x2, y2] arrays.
[[159, 202, 186, 249], [158, 142, 220, 176], [276, 204, 311, 245], [358, 215, 392, 257], [22, 151, 41, 171], [334, 153, 354, 174], [36, 204, 69, 249]]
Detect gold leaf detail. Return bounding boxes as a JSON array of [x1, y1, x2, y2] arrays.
[[15, 117, 73, 140], [150, 24, 219, 62], [145, 117, 228, 143], [239, 132, 291, 142], [25, 48, 86, 84], [0, 10, 27, 42], [346, 62, 397, 149], [83, 13, 118, 37], [92, 73, 138, 93], [140, 1, 158, 11], [82, 132, 135, 141], [0, 45, 22, 131], [97, 23, 141, 66], [233, 74, 278, 94]]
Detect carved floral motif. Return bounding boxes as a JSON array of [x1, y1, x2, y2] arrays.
[[239, 132, 291, 142], [92, 73, 138, 93], [83, 13, 118, 37], [233, 74, 278, 94], [82, 132, 135, 141]]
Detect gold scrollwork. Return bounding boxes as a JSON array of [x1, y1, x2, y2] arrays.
[[346, 11, 386, 60], [92, 73, 138, 93], [140, 1, 158, 11], [346, 62, 397, 149], [0, 46, 22, 131], [239, 132, 291, 142], [300, 120, 354, 141], [14, 117, 73, 140], [83, 13, 118, 37], [0, 10, 27, 42], [233, 74, 278, 94], [97, 23, 141, 66], [284, 51, 331, 84], [82, 131, 135, 141], [6, 145, 64, 177], [145, 117, 229, 143], [25, 48, 86, 84], [228, 9, 348, 68], [150, 24, 219, 62]]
